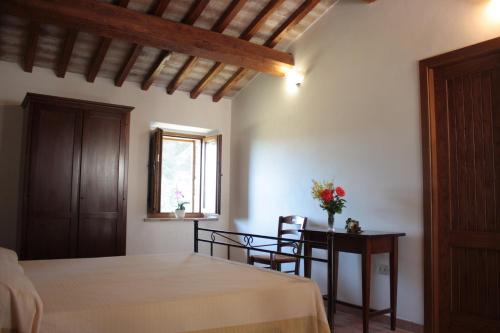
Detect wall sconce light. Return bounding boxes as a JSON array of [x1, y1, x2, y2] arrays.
[[487, 0, 500, 22], [285, 68, 305, 87]]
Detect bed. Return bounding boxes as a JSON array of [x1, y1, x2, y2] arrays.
[[2, 249, 329, 333]]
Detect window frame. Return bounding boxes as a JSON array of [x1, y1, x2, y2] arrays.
[[147, 129, 221, 218], [162, 135, 199, 212]]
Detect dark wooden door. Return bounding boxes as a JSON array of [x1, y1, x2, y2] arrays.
[[24, 104, 82, 259], [77, 110, 128, 257], [421, 40, 500, 333]]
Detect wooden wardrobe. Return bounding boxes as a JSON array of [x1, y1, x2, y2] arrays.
[[19, 94, 133, 260]]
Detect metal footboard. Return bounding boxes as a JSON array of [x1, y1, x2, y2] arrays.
[[193, 220, 336, 330]]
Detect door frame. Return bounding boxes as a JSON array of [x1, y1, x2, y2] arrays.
[[419, 36, 500, 333]]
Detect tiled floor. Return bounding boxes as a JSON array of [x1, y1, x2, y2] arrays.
[[334, 310, 415, 333]]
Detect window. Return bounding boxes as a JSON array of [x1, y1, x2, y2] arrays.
[[148, 128, 222, 217]]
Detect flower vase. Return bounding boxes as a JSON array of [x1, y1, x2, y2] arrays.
[[327, 212, 335, 230]]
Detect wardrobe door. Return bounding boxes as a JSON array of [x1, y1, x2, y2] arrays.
[[24, 104, 82, 259], [77, 110, 128, 257]]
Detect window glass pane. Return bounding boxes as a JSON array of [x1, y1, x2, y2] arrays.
[[202, 139, 217, 213], [161, 138, 194, 213]]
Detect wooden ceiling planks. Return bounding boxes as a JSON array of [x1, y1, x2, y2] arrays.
[[166, 0, 248, 95], [87, 0, 130, 83], [212, 0, 322, 102], [142, 50, 172, 90], [2, 0, 295, 75], [0, 0, 339, 101], [114, 0, 171, 86], [190, 0, 285, 99], [266, 0, 322, 48], [147, 0, 211, 92]]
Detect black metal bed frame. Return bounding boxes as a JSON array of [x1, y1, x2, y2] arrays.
[[193, 221, 336, 330]]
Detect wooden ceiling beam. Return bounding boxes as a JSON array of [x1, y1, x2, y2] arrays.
[[1, 0, 294, 77], [115, 45, 143, 86], [115, 0, 171, 87], [240, 0, 285, 41], [87, 38, 112, 83], [265, 0, 321, 48], [213, 0, 320, 102], [56, 29, 77, 78], [141, 50, 171, 90], [182, 0, 211, 25], [143, 0, 210, 92], [150, 0, 171, 16], [212, 0, 248, 33], [190, 0, 285, 99], [86, 0, 130, 83], [190, 62, 225, 99], [24, 21, 40, 73], [167, 0, 247, 95], [166, 57, 198, 94], [212, 67, 247, 102]]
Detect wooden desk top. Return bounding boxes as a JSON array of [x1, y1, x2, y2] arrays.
[[301, 227, 406, 238]]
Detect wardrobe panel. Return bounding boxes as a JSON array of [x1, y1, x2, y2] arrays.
[[25, 104, 82, 259], [77, 217, 118, 257], [79, 112, 121, 213], [78, 110, 127, 257]]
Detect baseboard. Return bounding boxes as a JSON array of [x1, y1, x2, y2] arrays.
[[335, 303, 424, 333]]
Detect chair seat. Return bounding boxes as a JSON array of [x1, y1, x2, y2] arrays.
[[250, 253, 297, 264], [247, 215, 307, 275]]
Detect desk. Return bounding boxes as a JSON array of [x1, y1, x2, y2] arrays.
[[302, 228, 405, 333]]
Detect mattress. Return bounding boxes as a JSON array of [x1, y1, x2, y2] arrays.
[[21, 252, 329, 333]]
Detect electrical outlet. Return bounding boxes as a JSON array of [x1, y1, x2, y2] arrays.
[[378, 264, 390, 275]]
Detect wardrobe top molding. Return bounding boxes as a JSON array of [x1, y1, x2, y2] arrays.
[[22, 93, 135, 114]]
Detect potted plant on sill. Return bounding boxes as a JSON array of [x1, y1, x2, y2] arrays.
[[174, 190, 189, 219]]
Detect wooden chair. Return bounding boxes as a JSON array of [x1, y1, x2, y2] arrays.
[[248, 215, 308, 275]]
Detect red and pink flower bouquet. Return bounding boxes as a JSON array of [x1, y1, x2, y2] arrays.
[[311, 180, 346, 229]]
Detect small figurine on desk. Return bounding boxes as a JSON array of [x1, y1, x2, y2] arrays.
[[345, 218, 362, 233]]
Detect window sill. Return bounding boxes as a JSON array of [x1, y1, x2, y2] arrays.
[[143, 215, 219, 222]]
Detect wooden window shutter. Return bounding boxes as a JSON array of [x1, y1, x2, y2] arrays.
[[215, 134, 222, 214], [147, 128, 163, 214]]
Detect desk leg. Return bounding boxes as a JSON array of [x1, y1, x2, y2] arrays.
[[390, 238, 398, 330], [333, 250, 339, 314], [304, 243, 312, 278], [362, 252, 371, 333], [327, 233, 335, 330]]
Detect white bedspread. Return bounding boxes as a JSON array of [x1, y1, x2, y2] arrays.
[[21, 253, 329, 333]]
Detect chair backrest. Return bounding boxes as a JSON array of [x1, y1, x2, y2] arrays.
[[277, 215, 308, 253]]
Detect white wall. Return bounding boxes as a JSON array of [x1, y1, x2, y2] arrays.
[[0, 61, 231, 255], [230, 0, 500, 325]]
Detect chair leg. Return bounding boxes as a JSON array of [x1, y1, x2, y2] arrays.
[[277, 263, 282, 272], [294, 258, 300, 275], [270, 259, 277, 270], [248, 256, 254, 266]]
